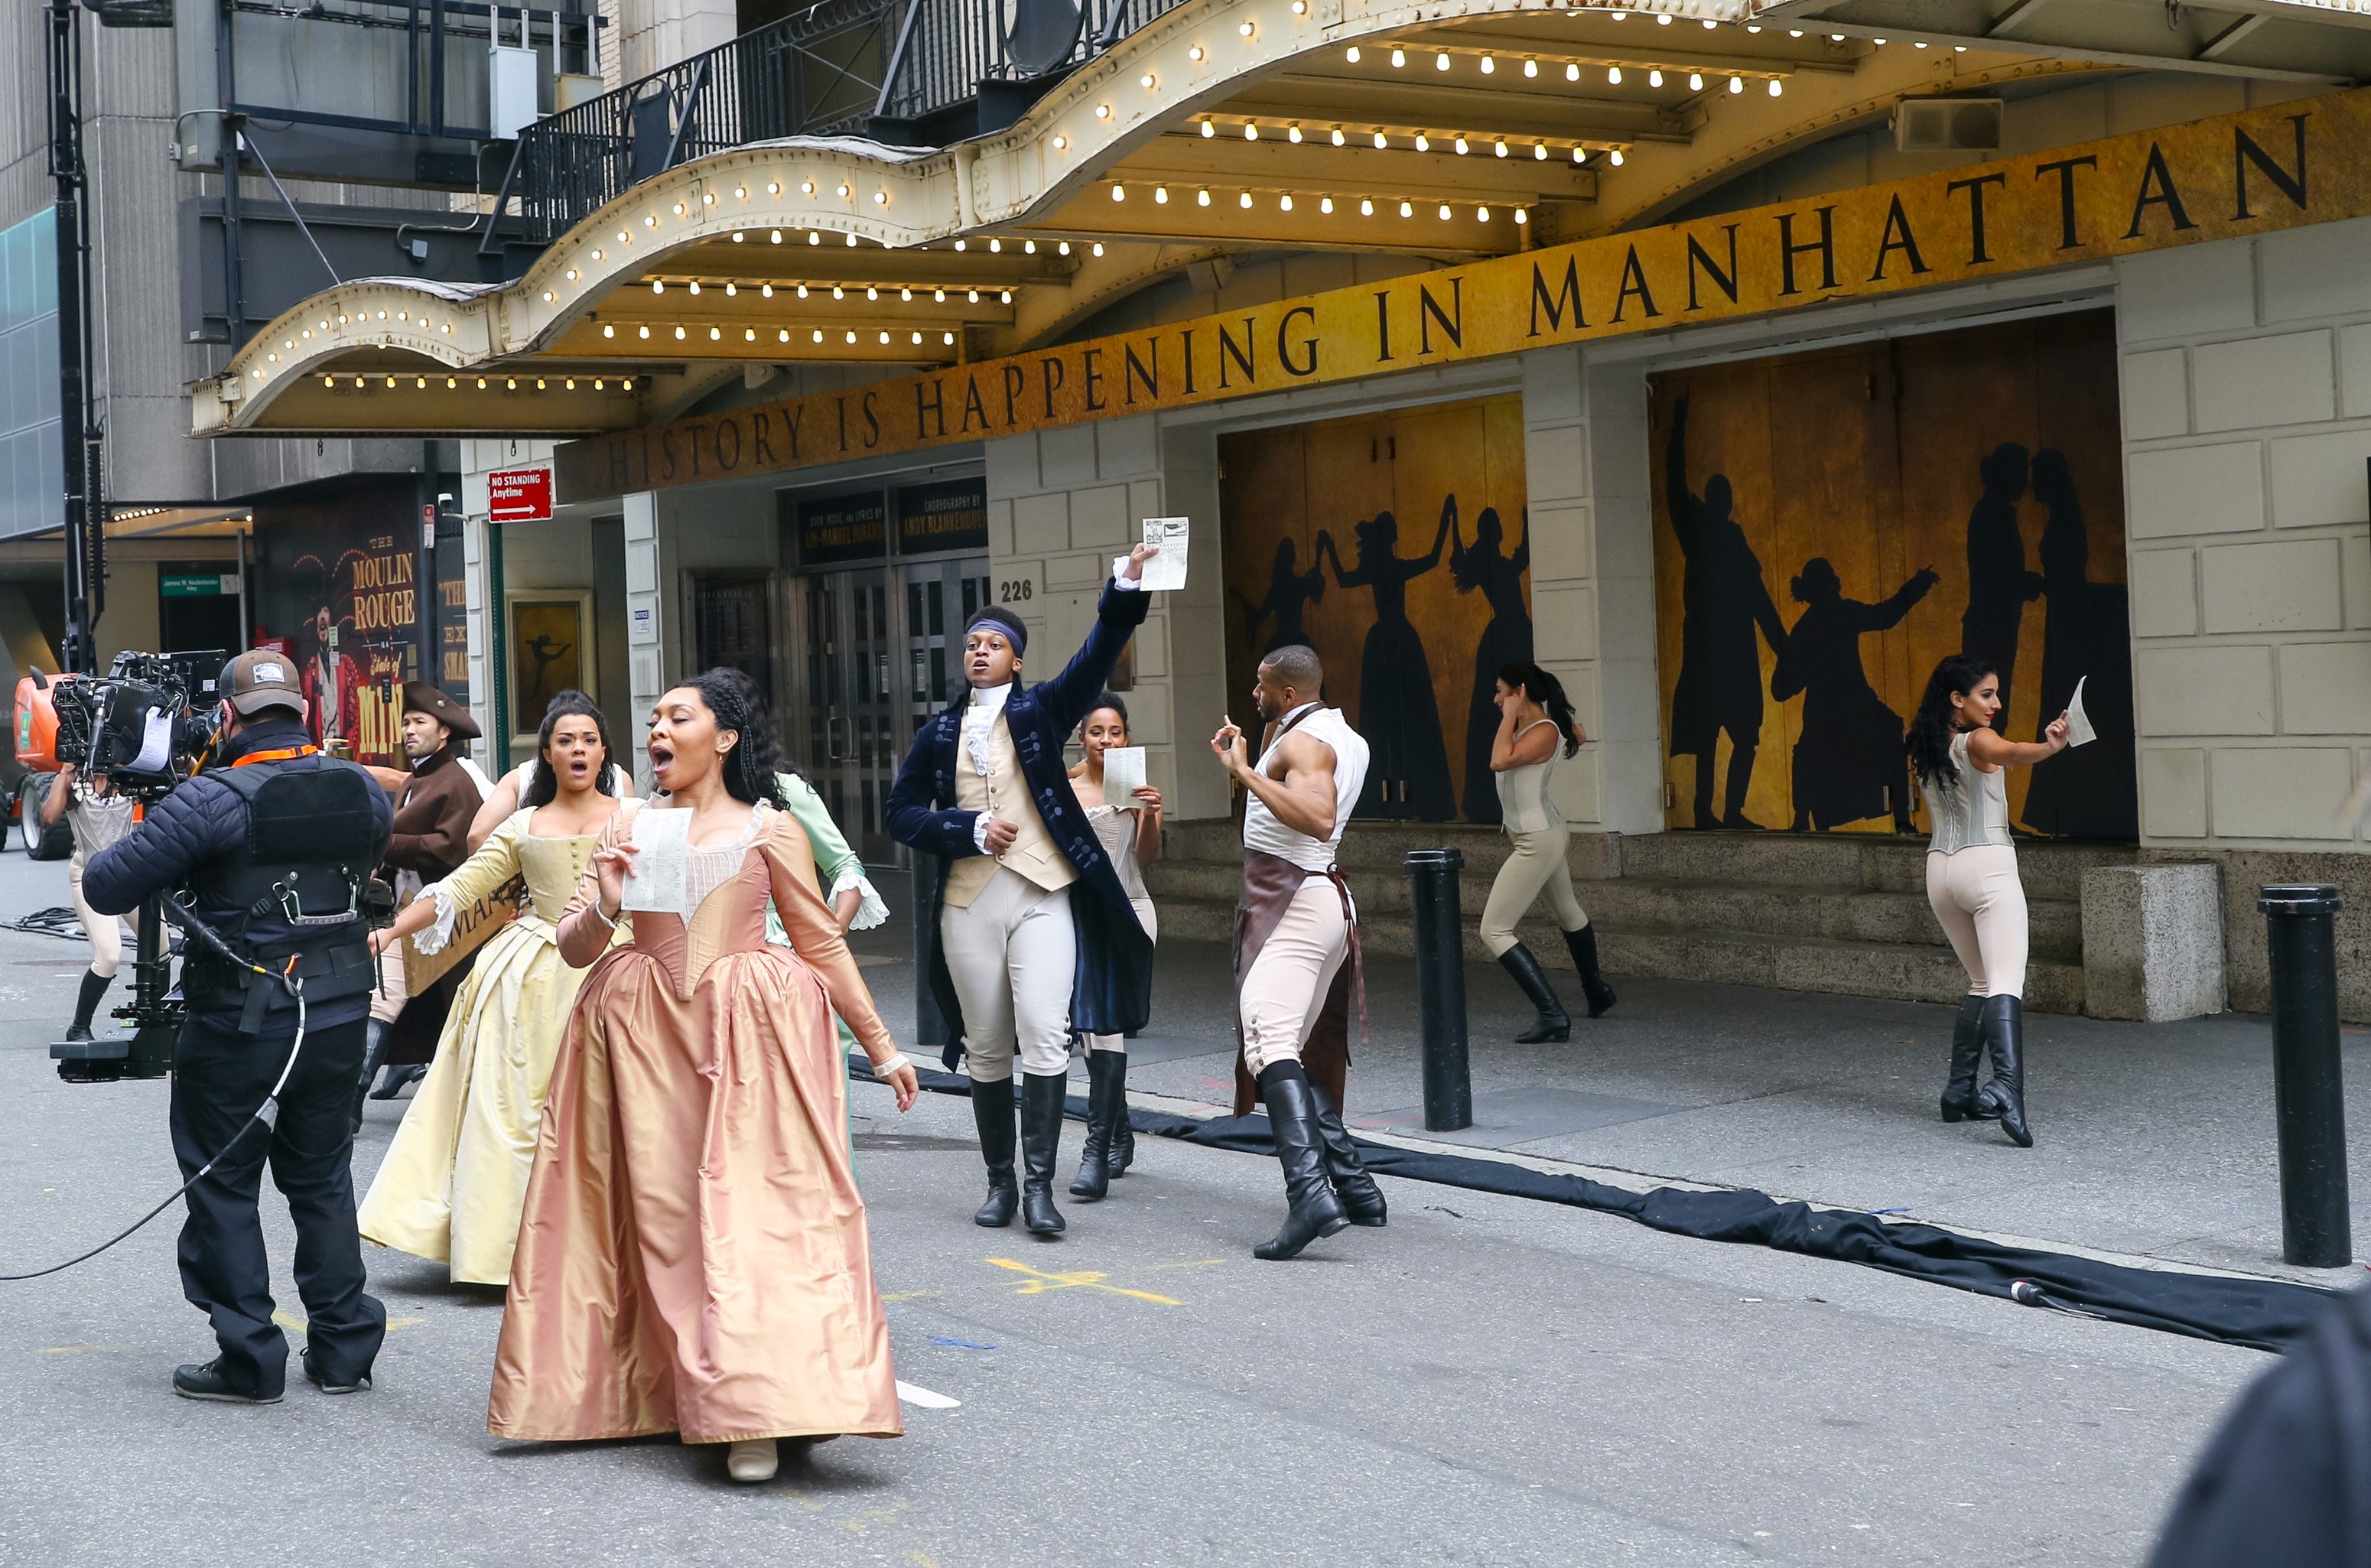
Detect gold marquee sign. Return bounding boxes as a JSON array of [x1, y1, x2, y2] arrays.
[[556, 89, 2366, 500]]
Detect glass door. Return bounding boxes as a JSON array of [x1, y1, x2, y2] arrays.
[[792, 555, 990, 869], [799, 568, 897, 863]]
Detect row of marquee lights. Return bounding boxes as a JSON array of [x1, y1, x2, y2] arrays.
[[321, 374, 636, 391], [243, 2, 1970, 389], [600, 324, 965, 345], [1114, 181, 1530, 221]]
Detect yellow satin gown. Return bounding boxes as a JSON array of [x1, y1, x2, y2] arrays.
[[358, 808, 611, 1285]]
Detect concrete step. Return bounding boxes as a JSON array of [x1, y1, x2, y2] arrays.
[[1150, 890, 2088, 1015], [1143, 858, 2082, 961], [1615, 828, 2135, 903]]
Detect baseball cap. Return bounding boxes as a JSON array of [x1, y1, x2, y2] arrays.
[[220, 649, 305, 715]]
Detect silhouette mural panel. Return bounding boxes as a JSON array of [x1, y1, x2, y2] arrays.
[[1651, 310, 2137, 839], [1219, 395, 1529, 822]]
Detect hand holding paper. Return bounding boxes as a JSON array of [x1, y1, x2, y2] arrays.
[[620, 805, 693, 915], [1137, 517, 1189, 591], [1101, 745, 1148, 802], [2064, 676, 2096, 749]]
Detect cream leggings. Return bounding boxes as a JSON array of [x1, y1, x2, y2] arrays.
[[942, 870, 1076, 1082], [1924, 845, 2028, 999], [67, 859, 122, 978], [1085, 898, 1156, 1056], [1238, 879, 1349, 1078], [1478, 824, 1589, 958]]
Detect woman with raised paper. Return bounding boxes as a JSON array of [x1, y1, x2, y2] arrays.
[[1062, 691, 1163, 1200], [486, 671, 920, 1486]]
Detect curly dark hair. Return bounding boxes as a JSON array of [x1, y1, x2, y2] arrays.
[[1908, 654, 1994, 792], [1498, 661, 1582, 759], [520, 689, 616, 808], [679, 669, 793, 808], [1082, 691, 1129, 735]]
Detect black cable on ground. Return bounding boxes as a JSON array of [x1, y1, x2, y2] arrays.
[[0, 906, 86, 941], [854, 1060, 2336, 1354]]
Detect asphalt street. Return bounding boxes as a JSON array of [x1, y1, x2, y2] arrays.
[[0, 855, 2270, 1567]]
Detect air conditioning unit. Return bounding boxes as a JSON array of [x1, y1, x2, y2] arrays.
[[1895, 97, 2004, 152]]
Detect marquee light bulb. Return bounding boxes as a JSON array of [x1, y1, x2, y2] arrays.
[[1609, 148, 1624, 165], [1607, 66, 1622, 83], [1390, 47, 1405, 66], [1320, 196, 1334, 212], [1239, 190, 1254, 207], [1414, 132, 1430, 151], [1524, 56, 1538, 76], [1198, 188, 1212, 206], [1688, 71, 1704, 89], [1435, 51, 1450, 70], [1649, 68, 1664, 86], [1202, 119, 1216, 138], [1374, 130, 1389, 148], [1344, 44, 1359, 61], [1729, 74, 1744, 93], [1454, 136, 1469, 155], [1360, 197, 1374, 215], [1768, 77, 1784, 95], [1480, 54, 1494, 73], [1331, 126, 1345, 145]]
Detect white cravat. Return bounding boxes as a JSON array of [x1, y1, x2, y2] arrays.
[[963, 682, 1013, 852]]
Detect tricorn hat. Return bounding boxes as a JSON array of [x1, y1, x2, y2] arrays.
[[401, 679, 482, 740]]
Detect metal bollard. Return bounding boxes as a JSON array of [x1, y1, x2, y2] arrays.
[[912, 860, 948, 1049], [1405, 848, 1472, 1133], [2260, 883, 2350, 1268]]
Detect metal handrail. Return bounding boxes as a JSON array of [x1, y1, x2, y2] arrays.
[[496, 0, 1194, 246]]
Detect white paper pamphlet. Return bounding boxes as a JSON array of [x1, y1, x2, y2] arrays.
[[2064, 676, 2096, 749], [620, 805, 693, 916], [128, 709, 174, 774], [1138, 517, 1190, 592], [1100, 745, 1148, 803]]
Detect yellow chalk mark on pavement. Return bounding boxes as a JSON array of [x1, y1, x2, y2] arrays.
[[906, 1553, 942, 1567], [985, 1257, 1183, 1306], [41, 1345, 132, 1355], [880, 1290, 944, 1303]]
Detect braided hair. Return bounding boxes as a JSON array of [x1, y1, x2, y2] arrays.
[[681, 668, 793, 809], [520, 689, 616, 808]]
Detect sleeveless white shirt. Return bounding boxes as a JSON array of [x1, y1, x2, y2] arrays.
[[1242, 704, 1370, 873], [1494, 719, 1564, 835]]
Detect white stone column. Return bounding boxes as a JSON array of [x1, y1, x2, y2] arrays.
[[623, 490, 665, 792]]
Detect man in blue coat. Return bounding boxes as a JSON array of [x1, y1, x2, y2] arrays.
[[888, 542, 1159, 1238]]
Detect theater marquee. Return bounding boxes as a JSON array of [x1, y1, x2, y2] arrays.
[[556, 89, 2363, 501]]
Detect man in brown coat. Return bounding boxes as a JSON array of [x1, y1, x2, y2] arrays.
[[356, 681, 486, 1113]]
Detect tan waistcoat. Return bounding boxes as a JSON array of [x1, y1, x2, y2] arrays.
[[944, 708, 1077, 908]]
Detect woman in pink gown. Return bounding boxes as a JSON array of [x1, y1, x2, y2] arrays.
[[489, 671, 922, 1485]]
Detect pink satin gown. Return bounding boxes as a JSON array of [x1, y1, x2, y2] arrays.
[[487, 802, 903, 1445]]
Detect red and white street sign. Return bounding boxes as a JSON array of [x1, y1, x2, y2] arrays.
[[487, 467, 553, 522]]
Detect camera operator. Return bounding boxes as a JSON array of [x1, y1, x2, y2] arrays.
[[40, 760, 136, 1042], [81, 649, 393, 1405]]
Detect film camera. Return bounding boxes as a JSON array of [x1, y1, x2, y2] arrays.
[[48, 651, 229, 1083], [49, 649, 228, 795]]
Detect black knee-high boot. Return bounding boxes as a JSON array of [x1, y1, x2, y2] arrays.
[[1018, 1072, 1068, 1235], [1496, 944, 1570, 1043], [1254, 1062, 1349, 1261], [1562, 926, 1617, 1018], [1938, 995, 1992, 1123], [1975, 995, 2033, 1148], [1309, 1085, 1386, 1227], [65, 968, 111, 1042], [1069, 1050, 1126, 1201], [971, 1078, 1020, 1227]]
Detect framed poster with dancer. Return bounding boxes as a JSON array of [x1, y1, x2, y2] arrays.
[[506, 590, 594, 749]]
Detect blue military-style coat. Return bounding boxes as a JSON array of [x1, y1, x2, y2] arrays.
[[886, 578, 1155, 1068]]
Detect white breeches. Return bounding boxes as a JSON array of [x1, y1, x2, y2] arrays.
[[1478, 824, 1588, 957], [1238, 879, 1348, 1078], [942, 869, 1077, 1082], [1925, 845, 2028, 1000], [67, 859, 123, 979]]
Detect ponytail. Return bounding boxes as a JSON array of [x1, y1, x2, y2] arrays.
[[1498, 661, 1582, 758]]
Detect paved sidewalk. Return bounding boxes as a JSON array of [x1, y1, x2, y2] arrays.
[[846, 907, 2371, 1287]]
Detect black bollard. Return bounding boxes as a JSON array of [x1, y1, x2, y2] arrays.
[[1406, 848, 1472, 1133], [912, 860, 948, 1049], [2260, 884, 2350, 1268]]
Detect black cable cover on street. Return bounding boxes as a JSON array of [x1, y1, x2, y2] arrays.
[[868, 1062, 2335, 1353]]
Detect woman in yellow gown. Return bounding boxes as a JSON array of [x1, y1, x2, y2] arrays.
[[489, 670, 921, 1485], [356, 692, 625, 1285]]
